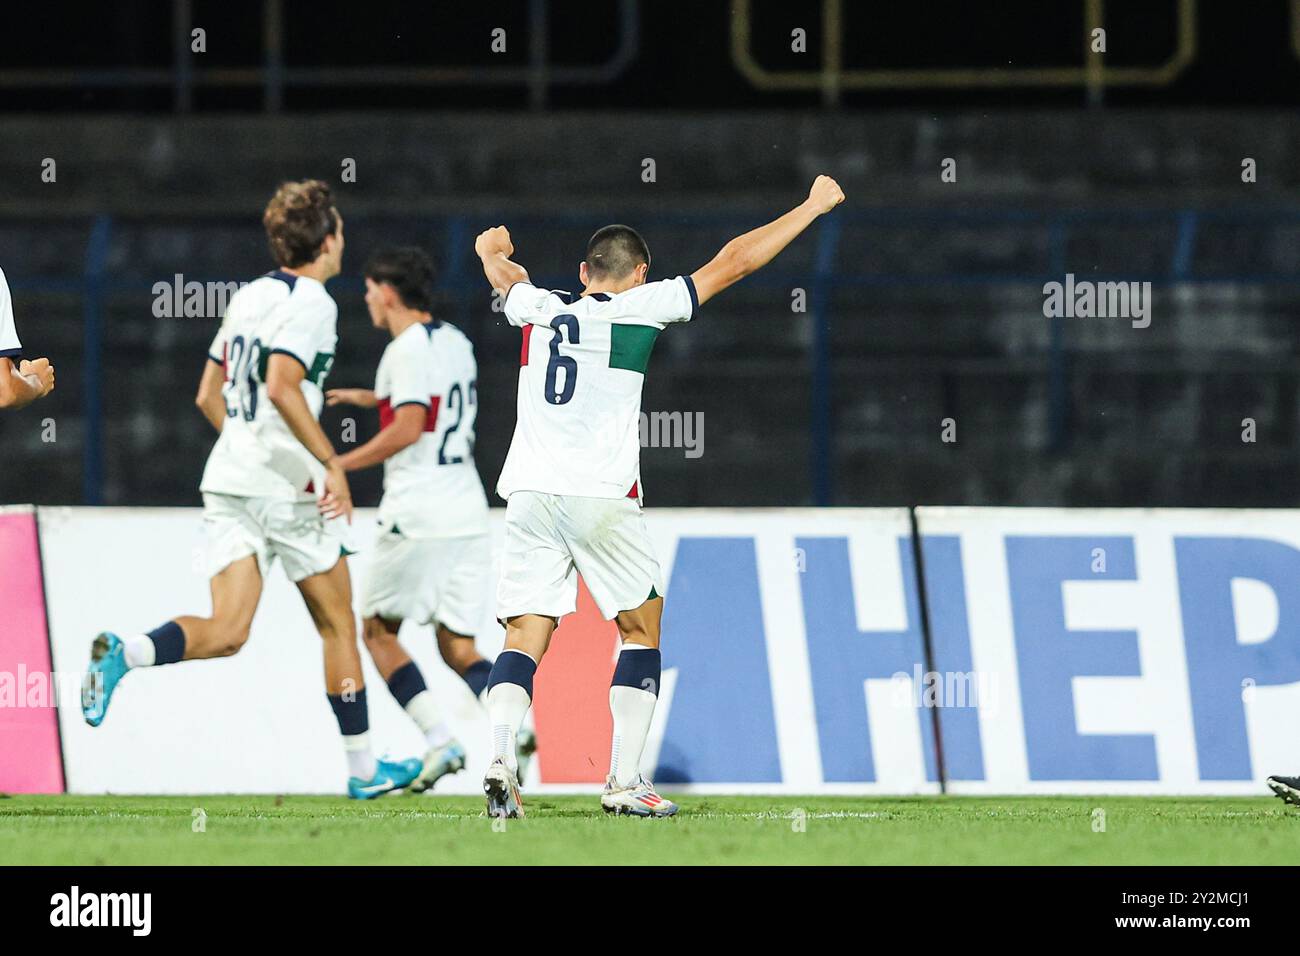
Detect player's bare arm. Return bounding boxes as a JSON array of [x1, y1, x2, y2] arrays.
[[325, 387, 377, 409], [690, 175, 845, 306], [265, 352, 352, 522], [335, 403, 424, 472], [195, 358, 227, 433], [0, 356, 54, 410], [475, 225, 530, 297]]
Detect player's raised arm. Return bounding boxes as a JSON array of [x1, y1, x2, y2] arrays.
[[690, 175, 845, 306], [194, 357, 227, 432], [0, 357, 54, 410], [475, 225, 530, 298], [265, 352, 352, 522]]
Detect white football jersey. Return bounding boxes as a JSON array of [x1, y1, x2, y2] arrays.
[[200, 271, 337, 501], [373, 320, 489, 538], [0, 266, 22, 360], [497, 276, 697, 502]]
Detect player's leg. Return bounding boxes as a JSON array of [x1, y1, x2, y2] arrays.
[[609, 595, 663, 780], [357, 531, 463, 791], [601, 595, 675, 816], [561, 495, 677, 817], [434, 532, 540, 778], [435, 624, 493, 699], [483, 492, 576, 818], [295, 555, 419, 798], [481, 613, 554, 818], [268, 495, 419, 799], [363, 614, 466, 792], [434, 620, 539, 780], [81, 496, 267, 726]]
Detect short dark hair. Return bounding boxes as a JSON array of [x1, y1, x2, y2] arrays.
[[585, 224, 650, 280], [263, 180, 339, 268], [364, 246, 437, 313]]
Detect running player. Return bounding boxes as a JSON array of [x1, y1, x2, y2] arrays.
[[474, 174, 846, 817], [80, 180, 421, 800], [327, 246, 535, 793], [0, 265, 55, 410]]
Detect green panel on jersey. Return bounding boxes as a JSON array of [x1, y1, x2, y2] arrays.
[[608, 325, 659, 374], [308, 352, 335, 387]]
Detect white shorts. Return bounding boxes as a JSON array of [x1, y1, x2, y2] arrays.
[[202, 492, 345, 584], [497, 491, 663, 622], [360, 529, 490, 635]]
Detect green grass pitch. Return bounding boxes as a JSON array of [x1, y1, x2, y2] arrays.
[[1, 794, 1294, 865]]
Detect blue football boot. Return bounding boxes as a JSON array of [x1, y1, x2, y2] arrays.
[[82, 632, 129, 727], [348, 757, 423, 800]]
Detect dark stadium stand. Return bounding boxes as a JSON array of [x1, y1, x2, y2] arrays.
[[1, 112, 1298, 508]]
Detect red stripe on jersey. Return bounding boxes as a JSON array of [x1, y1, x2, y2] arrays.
[[378, 396, 440, 432], [520, 324, 533, 366], [627, 481, 639, 499]]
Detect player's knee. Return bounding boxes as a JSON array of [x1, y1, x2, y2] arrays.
[[316, 614, 357, 644], [214, 621, 252, 657], [362, 617, 399, 649]]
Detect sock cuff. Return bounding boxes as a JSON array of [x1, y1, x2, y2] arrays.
[[486, 649, 537, 698], [612, 646, 661, 695], [462, 659, 493, 698], [386, 661, 428, 708], [147, 621, 187, 665], [328, 687, 369, 737]]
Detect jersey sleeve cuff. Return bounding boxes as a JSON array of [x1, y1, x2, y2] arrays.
[[391, 399, 431, 410], [0, 347, 22, 360], [268, 347, 309, 374], [681, 275, 699, 319]]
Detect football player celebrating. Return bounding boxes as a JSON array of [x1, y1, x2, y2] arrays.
[[0, 265, 55, 409], [81, 181, 421, 800], [474, 175, 846, 817], [327, 246, 536, 792]]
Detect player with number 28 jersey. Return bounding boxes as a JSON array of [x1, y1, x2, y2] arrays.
[[200, 270, 337, 506], [81, 181, 422, 802]]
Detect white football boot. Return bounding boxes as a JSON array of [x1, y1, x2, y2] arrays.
[[601, 773, 679, 817], [483, 756, 525, 819], [410, 739, 467, 794]]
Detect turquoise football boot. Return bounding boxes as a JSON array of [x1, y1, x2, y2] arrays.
[[348, 757, 423, 800], [82, 632, 129, 727]]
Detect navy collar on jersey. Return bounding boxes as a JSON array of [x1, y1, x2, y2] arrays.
[[266, 269, 298, 290], [587, 292, 612, 301], [422, 318, 442, 334]]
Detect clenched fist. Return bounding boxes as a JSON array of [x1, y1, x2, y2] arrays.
[[475, 225, 514, 260], [19, 357, 54, 397], [807, 175, 846, 215]]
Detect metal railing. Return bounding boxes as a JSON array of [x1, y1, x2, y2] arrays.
[[0, 0, 640, 111], [6, 205, 1300, 506], [731, 0, 1199, 105]]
